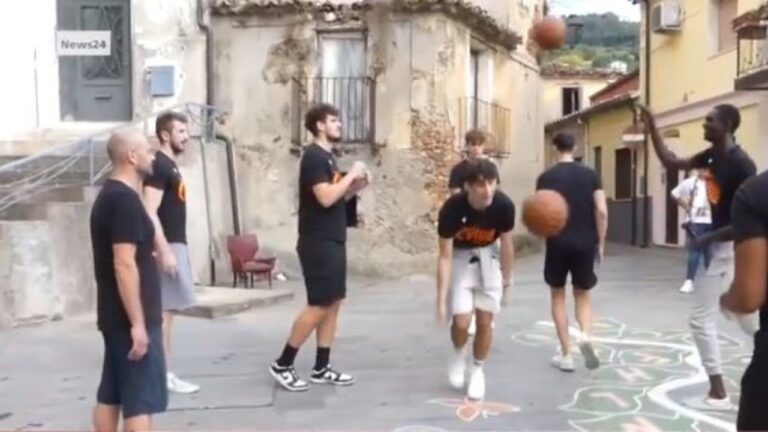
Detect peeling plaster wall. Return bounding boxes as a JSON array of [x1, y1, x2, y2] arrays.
[[213, 7, 543, 277]]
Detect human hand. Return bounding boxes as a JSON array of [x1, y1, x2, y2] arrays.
[[160, 246, 178, 276], [128, 325, 149, 361]]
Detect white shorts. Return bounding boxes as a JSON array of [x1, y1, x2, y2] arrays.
[[450, 246, 502, 316]]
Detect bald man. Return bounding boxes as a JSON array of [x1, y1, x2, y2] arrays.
[[90, 130, 167, 432]]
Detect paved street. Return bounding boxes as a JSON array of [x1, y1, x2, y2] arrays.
[[0, 245, 754, 432]]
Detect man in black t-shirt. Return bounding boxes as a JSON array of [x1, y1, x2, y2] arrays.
[[269, 104, 369, 392], [448, 130, 498, 194], [721, 171, 768, 430], [143, 111, 199, 395], [720, 171, 768, 429], [537, 133, 608, 373], [90, 130, 167, 431], [436, 159, 515, 401], [639, 103, 758, 408]]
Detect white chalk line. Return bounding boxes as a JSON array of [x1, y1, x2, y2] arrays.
[[533, 320, 736, 432]]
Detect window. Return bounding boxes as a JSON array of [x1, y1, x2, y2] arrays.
[[717, 0, 738, 52], [562, 87, 582, 116], [317, 32, 369, 142], [615, 148, 633, 200], [593, 146, 603, 184]]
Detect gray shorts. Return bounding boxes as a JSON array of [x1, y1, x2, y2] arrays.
[[160, 243, 196, 312]]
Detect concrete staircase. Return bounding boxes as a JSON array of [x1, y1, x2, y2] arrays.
[[0, 148, 109, 329]]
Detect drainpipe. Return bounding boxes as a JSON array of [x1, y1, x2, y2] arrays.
[[197, 0, 217, 283], [197, 0, 214, 108], [642, 0, 651, 248], [216, 133, 242, 235]]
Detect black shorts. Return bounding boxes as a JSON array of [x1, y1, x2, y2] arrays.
[[738, 335, 768, 431], [297, 237, 347, 307], [97, 326, 167, 419], [544, 245, 598, 290]]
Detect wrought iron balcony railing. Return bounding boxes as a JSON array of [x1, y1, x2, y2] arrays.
[[458, 97, 512, 156], [735, 20, 768, 90], [291, 77, 376, 149]]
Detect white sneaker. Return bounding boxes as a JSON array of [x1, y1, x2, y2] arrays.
[[167, 372, 200, 394], [448, 347, 468, 390], [703, 396, 734, 411], [679, 280, 694, 294], [578, 340, 601, 370], [466, 365, 485, 401], [551, 354, 575, 372]]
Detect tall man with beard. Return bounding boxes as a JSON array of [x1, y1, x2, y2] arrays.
[[90, 130, 166, 431], [143, 112, 199, 394], [269, 104, 370, 392]]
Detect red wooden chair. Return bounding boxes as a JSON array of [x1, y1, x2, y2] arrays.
[[226, 234, 277, 289]]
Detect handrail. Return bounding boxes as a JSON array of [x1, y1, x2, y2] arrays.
[[0, 103, 219, 214]]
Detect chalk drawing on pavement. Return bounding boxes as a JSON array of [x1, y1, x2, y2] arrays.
[[427, 398, 520, 423], [511, 318, 749, 432]]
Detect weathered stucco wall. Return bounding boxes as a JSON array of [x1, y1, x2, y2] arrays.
[[213, 7, 543, 277]]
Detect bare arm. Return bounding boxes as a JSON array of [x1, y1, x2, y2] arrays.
[[594, 189, 608, 249], [113, 243, 145, 328], [499, 231, 514, 286], [143, 186, 170, 253], [637, 105, 695, 171], [436, 237, 453, 311], [723, 238, 768, 314], [313, 173, 359, 208]]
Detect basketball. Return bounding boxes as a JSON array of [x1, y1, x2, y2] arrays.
[[532, 16, 567, 50], [522, 190, 568, 238]]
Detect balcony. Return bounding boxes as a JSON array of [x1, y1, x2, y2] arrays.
[[458, 97, 512, 157], [734, 8, 768, 90], [291, 77, 376, 150]]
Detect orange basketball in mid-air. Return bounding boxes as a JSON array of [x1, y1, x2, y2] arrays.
[[532, 16, 567, 50], [522, 190, 568, 238]]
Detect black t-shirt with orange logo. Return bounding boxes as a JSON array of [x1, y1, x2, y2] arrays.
[[298, 143, 347, 242], [438, 190, 516, 249], [690, 146, 756, 230], [145, 151, 187, 244]]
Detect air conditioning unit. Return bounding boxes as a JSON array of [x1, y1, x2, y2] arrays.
[[651, 0, 682, 34]]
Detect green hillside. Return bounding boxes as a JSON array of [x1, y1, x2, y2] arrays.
[[542, 13, 640, 70]]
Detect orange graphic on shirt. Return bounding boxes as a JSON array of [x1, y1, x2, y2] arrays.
[[332, 171, 342, 184], [701, 169, 721, 205], [177, 181, 187, 203], [456, 226, 496, 245]]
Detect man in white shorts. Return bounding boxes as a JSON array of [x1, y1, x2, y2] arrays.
[[436, 159, 515, 400]]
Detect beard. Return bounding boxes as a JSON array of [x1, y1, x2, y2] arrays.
[[171, 141, 186, 155]]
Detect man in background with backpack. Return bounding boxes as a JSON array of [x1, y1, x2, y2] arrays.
[[671, 170, 712, 294]]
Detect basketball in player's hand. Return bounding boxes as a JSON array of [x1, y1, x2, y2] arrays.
[[522, 190, 568, 238]]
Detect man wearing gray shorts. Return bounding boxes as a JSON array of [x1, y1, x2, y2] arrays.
[[144, 112, 200, 395]]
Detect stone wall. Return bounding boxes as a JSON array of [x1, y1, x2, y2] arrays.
[[212, 8, 544, 278]]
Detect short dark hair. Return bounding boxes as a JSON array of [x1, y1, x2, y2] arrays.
[[155, 111, 188, 142], [464, 159, 499, 185], [304, 104, 340, 137], [714, 104, 741, 133], [465, 129, 487, 146], [552, 132, 576, 152]]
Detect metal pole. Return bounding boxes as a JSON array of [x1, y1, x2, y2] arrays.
[[89, 139, 95, 186]]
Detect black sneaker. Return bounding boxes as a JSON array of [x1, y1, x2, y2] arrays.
[[310, 365, 355, 386], [269, 362, 309, 392]]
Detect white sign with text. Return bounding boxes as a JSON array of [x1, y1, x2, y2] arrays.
[[56, 31, 111, 56]]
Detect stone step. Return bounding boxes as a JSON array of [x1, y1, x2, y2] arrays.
[[180, 286, 296, 319]]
